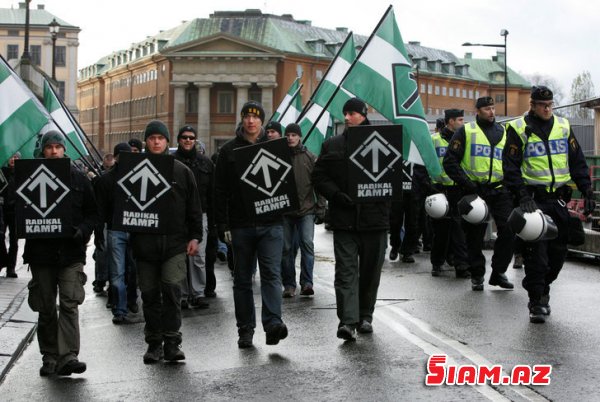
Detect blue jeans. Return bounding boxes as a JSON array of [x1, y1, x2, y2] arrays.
[[231, 225, 284, 331], [281, 214, 315, 289], [107, 230, 135, 317]]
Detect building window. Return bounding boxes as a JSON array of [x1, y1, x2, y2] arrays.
[[449, 87, 454, 97], [218, 91, 234, 114], [7, 44, 19, 60], [248, 86, 262, 104], [420, 83, 426, 93], [442, 87, 447, 96], [495, 94, 505, 104], [462, 89, 467, 98], [456, 87, 460, 97], [7, 29, 19, 37], [186, 87, 198, 113], [30, 45, 41, 66], [55, 46, 66, 67], [434, 86, 440, 95], [427, 84, 433, 94], [475, 90, 480, 99], [56, 81, 65, 101]]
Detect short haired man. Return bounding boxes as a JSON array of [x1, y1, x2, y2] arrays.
[[504, 86, 595, 323], [128, 138, 143, 153], [130, 120, 204, 363], [265, 121, 283, 140], [24, 131, 99, 376], [443, 97, 515, 291], [312, 98, 390, 341], [215, 101, 288, 348], [281, 123, 326, 297]]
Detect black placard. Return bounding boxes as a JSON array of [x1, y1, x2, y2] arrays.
[[15, 158, 72, 238], [234, 138, 299, 218], [346, 124, 403, 202], [0, 169, 7, 194], [112, 152, 174, 233]]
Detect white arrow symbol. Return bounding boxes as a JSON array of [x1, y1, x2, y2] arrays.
[[360, 139, 391, 173], [251, 156, 280, 189], [129, 165, 161, 202], [27, 171, 59, 209]]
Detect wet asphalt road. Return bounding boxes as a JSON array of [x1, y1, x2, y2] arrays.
[[1, 226, 599, 401]]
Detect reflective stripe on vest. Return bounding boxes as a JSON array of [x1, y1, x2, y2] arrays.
[[507, 115, 571, 192], [431, 133, 454, 185], [460, 121, 505, 183]]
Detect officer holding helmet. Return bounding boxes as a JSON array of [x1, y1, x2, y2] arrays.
[[443, 97, 515, 291], [504, 86, 595, 323]]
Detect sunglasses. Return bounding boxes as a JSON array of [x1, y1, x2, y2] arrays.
[[180, 136, 196, 141]]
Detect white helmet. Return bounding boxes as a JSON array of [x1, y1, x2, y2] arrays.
[[425, 193, 449, 219], [458, 194, 489, 224], [508, 207, 558, 242]]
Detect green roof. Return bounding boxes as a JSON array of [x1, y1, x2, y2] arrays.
[[0, 6, 78, 29], [460, 55, 531, 88]]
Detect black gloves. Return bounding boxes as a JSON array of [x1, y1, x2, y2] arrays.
[[519, 195, 537, 213], [583, 189, 597, 216], [334, 192, 353, 206]]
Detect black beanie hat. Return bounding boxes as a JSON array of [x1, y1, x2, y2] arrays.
[[444, 108, 464, 123], [40, 130, 66, 150], [435, 117, 445, 130], [177, 125, 197, 140], [240, 101, 265, 122], [285, 123, 302, 137], [128, 138, 143, 150], [264, 121, 283, 135], [342, 97, 368, 116], [531, 86, 553, 101], [144, 120, 170, 142], [113, 142, 132, 157], [475, 96, 494, 109]]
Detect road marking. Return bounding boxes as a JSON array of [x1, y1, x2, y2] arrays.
[[314, 277, 549, 402]]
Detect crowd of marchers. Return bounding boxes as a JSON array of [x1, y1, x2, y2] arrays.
[[1, 86, 596, 378]]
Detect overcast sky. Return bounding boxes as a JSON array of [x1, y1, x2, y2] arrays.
[[4, 0, 599, 101]]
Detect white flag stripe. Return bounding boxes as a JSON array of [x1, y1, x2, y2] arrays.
[[0, 76, 31, 126], [326, 58, 352, 86], [406, 140, 424, 165], [315, 112, 329, 133], [358, 35, 410, 83], [305, 103, 324, 121], [51, 109, 76, 133], [274, 94, 293, 115]]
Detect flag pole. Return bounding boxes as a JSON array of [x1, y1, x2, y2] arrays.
[[296, 31, 354, 122], [271, 84, 303, 124], [303, 5, 393, 145], [267, 77, 300, 123], [48, 119, 102, 176], [45, 79, 104, 166]]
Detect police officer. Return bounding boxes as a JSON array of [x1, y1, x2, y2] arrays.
[[504, 86, 595, 323], [443, 97, 515, 291], [24, 131, 99, 376], [423, 109, 470, 278]]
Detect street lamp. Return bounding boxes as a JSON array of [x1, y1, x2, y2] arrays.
[[462, 29, 509, 116], [48, 18, 60, 80]]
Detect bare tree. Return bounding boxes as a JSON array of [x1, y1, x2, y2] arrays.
[[523, 73, 565, 105], [570, 71, 596, 118]]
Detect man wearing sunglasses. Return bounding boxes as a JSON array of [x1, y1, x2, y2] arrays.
[[504, 86, 595, 324]]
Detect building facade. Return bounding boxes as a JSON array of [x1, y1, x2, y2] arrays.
[[78, 10, 532, 154], [0, 3, 79, 110]]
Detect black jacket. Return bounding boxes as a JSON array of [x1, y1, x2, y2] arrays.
[[215, 126, 282, 229], [173, 146, 215, 228], [130, 158, 203, 262], [311, 120, 390, 232], [94, 166, 117, 229], [23, 165, 99, 266], [1, 166, 16, 216], [503, 111, 591, 197]]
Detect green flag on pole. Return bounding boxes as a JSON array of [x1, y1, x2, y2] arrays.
[[341, 6, 441, 177], [43, 79, 88, 159], [278, 83, 303, 128], [271, 77, 301, 124], [0, 57, 50, 166], [299, 106, 333, 155]]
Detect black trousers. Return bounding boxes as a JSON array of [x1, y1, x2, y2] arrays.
[[431, 215, 468, 268], [390, 192, 419, 255], [462, 189, 514, 278], [522, 198, 569, 301]]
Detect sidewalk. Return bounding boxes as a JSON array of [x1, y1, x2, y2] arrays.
[[0, 261, 36, 384]]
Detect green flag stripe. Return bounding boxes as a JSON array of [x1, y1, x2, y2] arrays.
[[0, 100, 48, 163], [0, 62, 12, 83], [43, 80, 61, 113], [0, 75, 33, 125]]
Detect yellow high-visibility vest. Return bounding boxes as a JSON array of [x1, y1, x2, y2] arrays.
[[431, 133, 454, 186], [461, 121, 506, 183], [507, 115, 571, 192]]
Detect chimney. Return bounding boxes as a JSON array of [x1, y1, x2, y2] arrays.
[[464, 52, 472, 59], [408, 41, 421, 46], [496, 50, 505, 65], [18, 2, 26, 8], [37, 4, 45, 9], [336, 27, 348, 33]]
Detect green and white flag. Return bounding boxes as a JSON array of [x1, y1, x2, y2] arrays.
[[299, 106, 334, 156], [341, 6, 441, 177], [271, 77, 301, 125], [0, 57, 50, 166], [43, 80, 88, 159], [278, 84, 303, 128], [312, 33, 357, 122]]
